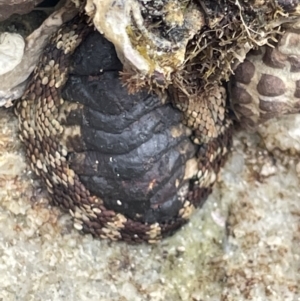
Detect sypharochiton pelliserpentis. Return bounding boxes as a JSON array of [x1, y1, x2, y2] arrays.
[[15, 0, 300, 243]]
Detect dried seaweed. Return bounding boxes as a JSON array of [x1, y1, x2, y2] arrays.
[[175, 0, 290, 95], [123, 0, 299, 96]]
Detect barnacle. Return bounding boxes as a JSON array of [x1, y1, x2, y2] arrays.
[[85, 0, 298, 97]]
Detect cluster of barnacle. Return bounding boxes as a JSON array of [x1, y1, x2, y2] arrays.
[[123, 0, 289, 101], [123, 0, 202, 92]]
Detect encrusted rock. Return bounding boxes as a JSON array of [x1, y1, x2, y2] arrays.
[[0, 0, 43, 22]]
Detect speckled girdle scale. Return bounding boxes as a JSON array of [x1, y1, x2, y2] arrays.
[[15, 15, 232, 243]]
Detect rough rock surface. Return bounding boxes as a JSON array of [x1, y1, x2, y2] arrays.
[[0, 1, 78, 107], [0, 0, 43, 22], [0, 32, 25, 76], [0, 107, 299, 300]]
